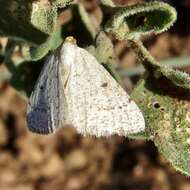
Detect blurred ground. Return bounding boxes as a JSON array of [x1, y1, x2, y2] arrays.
[[0, 0, 190, 190]]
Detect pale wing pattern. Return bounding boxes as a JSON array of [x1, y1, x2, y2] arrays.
[[64, 44, 145, 137], [27, 53, 66, 134]]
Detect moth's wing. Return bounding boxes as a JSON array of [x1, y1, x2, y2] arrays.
[[64, 45, 145, 137], [27, 53, 66, 134]]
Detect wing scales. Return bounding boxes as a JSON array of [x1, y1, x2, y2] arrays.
[[27, 53, 66, 134], [27, 41, 145, 136], [64, 45, 145, 137]]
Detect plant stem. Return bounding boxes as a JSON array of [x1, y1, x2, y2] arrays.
[[128, 39, 158, 66], [119, 56, 190, 77]]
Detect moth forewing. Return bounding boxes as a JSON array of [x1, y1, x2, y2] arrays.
[[62, 41, 145, 137], [27, 53, 65, 134], [27, 37, 145, 136]]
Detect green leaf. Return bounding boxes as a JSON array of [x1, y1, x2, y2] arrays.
[[93, 32, 123, 86], [131, 71, 190, 176], [78, 3, 96, 39], [29, 25, 63, 61], [104, 1, 177, 40], [50, 0, 74, 8], [95, 31, 115, 64], [31, 1, 57, 35], [0, 0, 49, 45], [128, 39, 190, 176], [99, 0, 115, 7]]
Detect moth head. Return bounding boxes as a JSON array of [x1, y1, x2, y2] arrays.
[[65, 36, 77, 45]]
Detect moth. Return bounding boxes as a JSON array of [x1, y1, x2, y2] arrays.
[[27, 37, 145, 137]]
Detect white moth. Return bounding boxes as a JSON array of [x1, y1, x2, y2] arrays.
[[27, 37, 145, 137]]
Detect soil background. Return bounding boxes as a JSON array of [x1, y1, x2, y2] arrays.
[[0, 0, 190, 190]]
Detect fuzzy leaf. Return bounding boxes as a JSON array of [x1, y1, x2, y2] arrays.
[[31, 1, 57, 35], [131, 71, 190, 176], [95, 31, 115, 64], [29, 25, 62, 61], [78, 3, 96, 39], [0, 0, 49, 45], [50, 0, 74, 8], [129, 38, 190, 176], [94, 32, 123, 86], [99, 0, 115, 7], [104, 1, 177, 40]]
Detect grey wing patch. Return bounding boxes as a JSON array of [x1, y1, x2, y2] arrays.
[[64, 46, 145, 137], [27, 53, 65, 134]]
